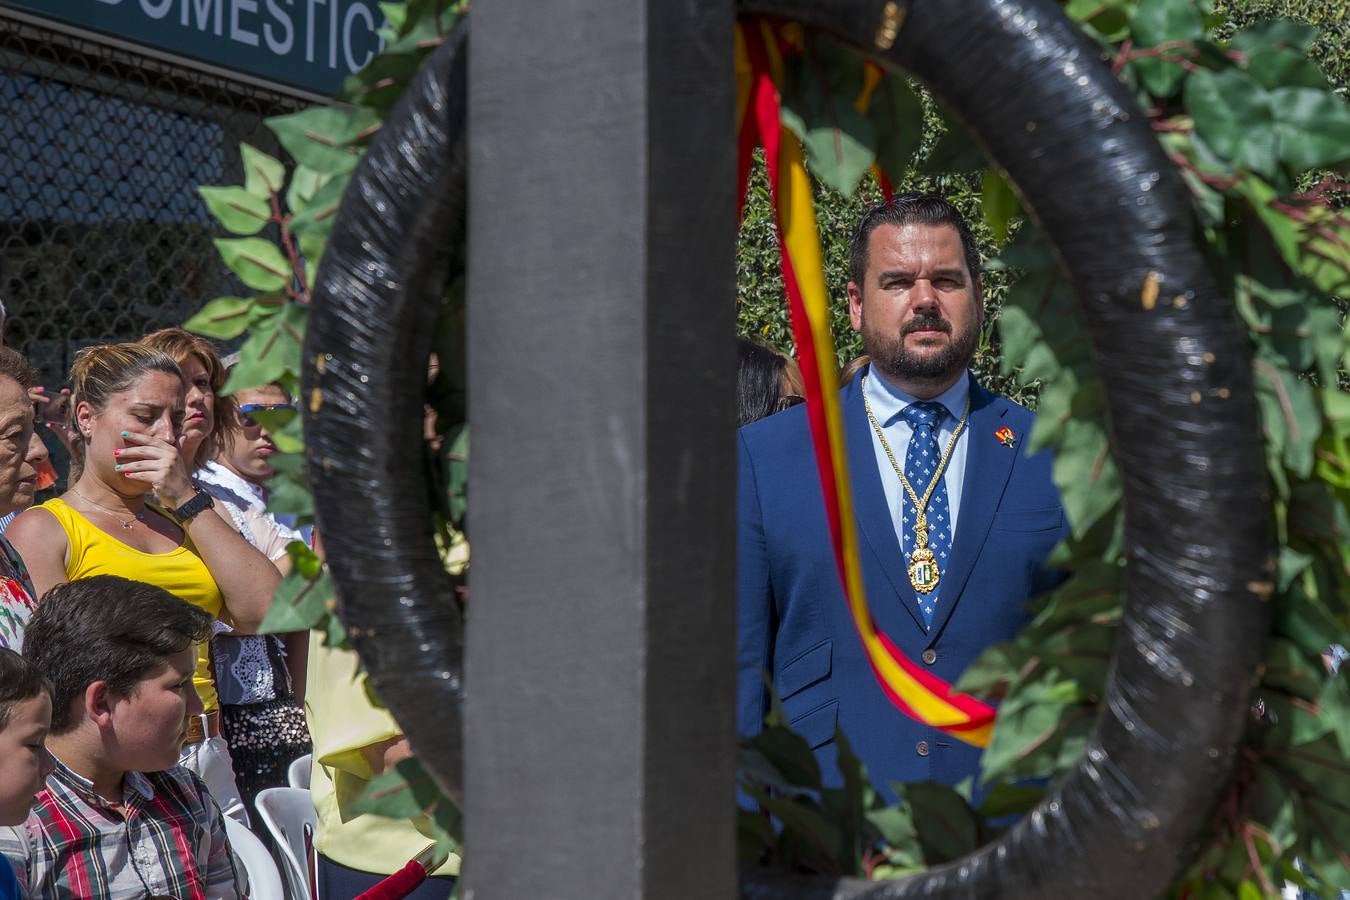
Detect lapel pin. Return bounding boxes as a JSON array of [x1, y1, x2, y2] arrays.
[[995, 426, 1017, 448]]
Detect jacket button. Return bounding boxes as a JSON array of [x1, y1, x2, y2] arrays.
[[916, 741, 929, 757], [922, 649, 937, 665]]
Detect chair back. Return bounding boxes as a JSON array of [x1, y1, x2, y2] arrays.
[[256, 786, 320, 900], [287, 753, 313, 790], [224, 814, 285, 900]]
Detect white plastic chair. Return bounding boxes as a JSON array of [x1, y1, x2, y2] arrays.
[[224, 815, 285, 900], [287, 753, 312, 790], [255, 786, 319, 900]]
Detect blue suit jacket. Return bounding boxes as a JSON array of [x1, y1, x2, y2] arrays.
[[737, 369, 1066, 799]]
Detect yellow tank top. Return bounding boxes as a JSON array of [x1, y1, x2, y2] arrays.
[[39, 497, 225, 711]]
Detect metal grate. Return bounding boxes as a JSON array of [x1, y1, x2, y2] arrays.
[[0, 17, 303, 384]]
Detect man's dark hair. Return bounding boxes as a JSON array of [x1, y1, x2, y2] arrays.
[[0, 647, 51, 729], [24, 576, 213, 733], [848, 192, 982, 295]]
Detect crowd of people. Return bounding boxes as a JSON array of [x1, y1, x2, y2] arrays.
[[0, 193, 1068, 899], [0, 323, 453, 898]]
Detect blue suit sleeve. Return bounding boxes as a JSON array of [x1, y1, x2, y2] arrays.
[[736, 429, 775, 738]]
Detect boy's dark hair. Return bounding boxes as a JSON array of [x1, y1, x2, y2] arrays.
[[0, 647, 51, 728], [24, 576, 213, 733]]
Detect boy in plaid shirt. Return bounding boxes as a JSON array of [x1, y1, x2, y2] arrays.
[[0, 576, 242, 899]]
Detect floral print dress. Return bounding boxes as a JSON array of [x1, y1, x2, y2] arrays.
[[0, 536, 38, 651]]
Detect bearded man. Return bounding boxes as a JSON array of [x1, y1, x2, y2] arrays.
[[736, 193, 1066, 799]]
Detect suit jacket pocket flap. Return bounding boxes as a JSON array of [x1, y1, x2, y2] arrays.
[[790, 700, 839, 750], [778, 640, 832, 700], [992, 506, 1063, 532]]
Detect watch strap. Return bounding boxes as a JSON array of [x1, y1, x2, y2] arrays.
[[173, 488, 215, 524]]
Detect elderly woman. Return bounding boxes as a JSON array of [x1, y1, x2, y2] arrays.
[[0, 347, 50, 651], [7, 342, 279, 823]]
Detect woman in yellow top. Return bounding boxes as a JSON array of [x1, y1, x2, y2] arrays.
[[7, 342, 279, 823]]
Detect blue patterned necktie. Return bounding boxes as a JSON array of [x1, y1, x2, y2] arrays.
[[901, 401, 952, 628]]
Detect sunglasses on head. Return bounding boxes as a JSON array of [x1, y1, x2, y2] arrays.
[[237, 402, 294, 425]]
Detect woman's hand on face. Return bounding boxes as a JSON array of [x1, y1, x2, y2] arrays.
[[112, 430, 196, 508]]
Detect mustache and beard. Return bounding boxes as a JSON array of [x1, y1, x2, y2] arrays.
[[863, 312, 980, 387]]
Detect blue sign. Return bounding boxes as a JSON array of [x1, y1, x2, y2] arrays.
[[1, 0, 384, 97]]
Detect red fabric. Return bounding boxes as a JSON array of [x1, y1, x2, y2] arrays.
[[353, 861, 427, 900]]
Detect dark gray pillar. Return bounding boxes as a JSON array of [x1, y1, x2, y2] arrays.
[[465, 2, 737, 898]]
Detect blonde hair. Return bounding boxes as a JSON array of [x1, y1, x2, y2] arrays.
[[69, 343, 182, 472], [839, 354, 870, 388], [139, 328, 230, 467]]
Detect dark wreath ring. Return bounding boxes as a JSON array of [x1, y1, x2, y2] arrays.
[[303, 1, 1271, 895]]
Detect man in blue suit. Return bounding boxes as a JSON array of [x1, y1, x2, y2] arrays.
[[737, 193, 1066, 798]]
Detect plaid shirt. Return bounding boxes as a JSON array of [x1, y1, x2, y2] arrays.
[[0, 756, 241, 899]]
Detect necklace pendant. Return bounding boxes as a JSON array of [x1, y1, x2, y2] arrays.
[[908, 546, 940, 594]]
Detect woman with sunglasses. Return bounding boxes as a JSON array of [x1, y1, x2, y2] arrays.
[[195, 381, 313, 815], [736, 338, 806, 428]]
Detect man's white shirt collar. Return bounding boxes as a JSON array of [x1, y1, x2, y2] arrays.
[[863, 366, 971, 426]]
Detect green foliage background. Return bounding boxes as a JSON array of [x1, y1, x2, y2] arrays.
[[186, 0, 1350, 897]]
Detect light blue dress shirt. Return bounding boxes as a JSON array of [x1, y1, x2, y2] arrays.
[[861, 367, 972, 549]]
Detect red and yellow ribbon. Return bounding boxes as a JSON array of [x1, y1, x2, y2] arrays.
[[736, 21, 994, 748]]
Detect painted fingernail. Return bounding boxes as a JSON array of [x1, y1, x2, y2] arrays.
[[113, 449, 121, 457], [120, 431, 129, 437]]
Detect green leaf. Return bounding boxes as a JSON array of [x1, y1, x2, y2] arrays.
[[1244, 47, 1330, 91], [198, 187, 271, 236], [1065, 0, 1130, 40], [1263, 638, 1324, 701], [1130, 0, 1203, 97], [976, 783, 1044, 820], [260, 560, 332, 633], [378, 1, 407, 34], [1230, 19, 1318, 57], [440, 423, 469, 528], [981, 169, 1020, 246], [1316, 674, 1350, 757], [224, 302, 307, 393], [184, 296, 256, 340], [755, 792, 846, 871], [352, 757, 461, 857], [749, 724, 823, 792], [981, 676, 1088, 784], [213, 238, 292, 293], [1300, 220, 1350, 297], [1236, 176, 1301, 271], [901, 782, 980, 864], [285, 166, 330, 216], [1045, 385, 1122, 539], [1271, 87, 1350, 171], [266, 106, 377, 175], [864, 803, 918, 856], [285, 539, 323, 578], [869, 74, 924, 184], [1186, 68, 1278, 177], [240, 143, 285, 199], [290, 173, 352, 265], [951, 642, 1025, 696], [266, 453, 315, 518], [778, 35, 875, 196], [1253, 353, 1321, 480]]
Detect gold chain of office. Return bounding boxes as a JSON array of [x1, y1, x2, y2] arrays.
[[862, 377, 971, 594]]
